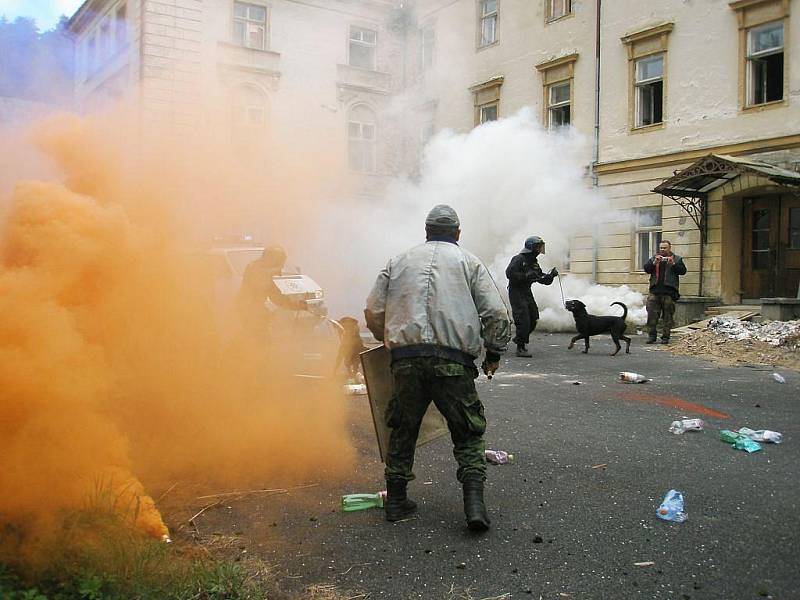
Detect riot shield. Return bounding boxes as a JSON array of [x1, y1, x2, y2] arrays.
[[359, 345, 449, 463]]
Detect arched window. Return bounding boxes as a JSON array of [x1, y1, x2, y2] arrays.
[[347, 104, 376, 173], [231, 84, 267, 128]]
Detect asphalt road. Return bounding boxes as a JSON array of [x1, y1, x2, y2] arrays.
[[219, 333, 800, 600]]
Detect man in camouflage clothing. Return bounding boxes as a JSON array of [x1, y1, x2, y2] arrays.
[[365, 205, 510, 531]]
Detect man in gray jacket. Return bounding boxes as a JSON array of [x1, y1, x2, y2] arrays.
[[365, 205, 510, 531], [643, 240, 687, 344]]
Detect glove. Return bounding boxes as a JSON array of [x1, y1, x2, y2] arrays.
[[549, 267, 559, 277]]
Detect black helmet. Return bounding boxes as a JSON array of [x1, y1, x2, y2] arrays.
[[521, 236, 545, 254]]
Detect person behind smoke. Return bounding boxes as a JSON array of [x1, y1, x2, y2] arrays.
[[505, 236, 558, 357], [237, 245, 289, 335], [364, 204, 510, 531], [643, 239, 686, 345]]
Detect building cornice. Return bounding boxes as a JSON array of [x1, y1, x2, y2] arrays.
[[596, 134, 800, 176], [68, 0, 107, 33], [620, 22, 674, 45], [535, 53, 579, 72], [468, 76, 504, 93]]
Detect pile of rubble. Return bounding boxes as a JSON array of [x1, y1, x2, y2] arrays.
[[708, 315, 800, 349], [667, 316, 800, 369]]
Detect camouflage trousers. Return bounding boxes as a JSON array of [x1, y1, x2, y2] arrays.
[[646, 294, 676, 339], [385, 357, 487, 483]]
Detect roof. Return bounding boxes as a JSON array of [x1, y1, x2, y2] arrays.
[[653, 154, 800, 199]]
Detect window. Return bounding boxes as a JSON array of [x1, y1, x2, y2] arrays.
[[622, 23, 672, 131], [536, 54, 577, 130], [87, 35, 96, 75], [100, 19, 111, 60], [751, 208, 771, 269], [349, 27, 377, 70], [234, 2, 267, 50], [232, 85, 267, 128], [478, 0, 497, 47], [419, 25, 435, 71], [789, 207, 800, 250], [635, 207, 663, 271], [634, 54, 664, 127], [478, 103, 498, 124], [546, 0, 572, 22], [348, 105, 376, 172], [115, 3, 127, 49], [547, 81, 570, 128], [470, 76, 503, 126], [746, 21, 784, 105]]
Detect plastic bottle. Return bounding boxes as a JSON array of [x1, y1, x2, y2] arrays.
[[656, 489, 687, 523], [669, 418, 705, 434], [738, 427, 783, 444], [720, 430, 762, 452], [341, 491, 386, 512], [485, 449, 514, 465], [772, 373, 786, 384], [620, 372, 649, 384]]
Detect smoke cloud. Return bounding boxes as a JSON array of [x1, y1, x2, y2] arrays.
[[308, 108, 646, 329], [0, 109, 355, 563]]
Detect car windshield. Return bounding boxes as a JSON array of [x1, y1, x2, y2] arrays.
[[226, 249, 263, 276]]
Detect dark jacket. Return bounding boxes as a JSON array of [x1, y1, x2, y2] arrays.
[[643, 253, 687, 299], [505, 253, 555, 295]]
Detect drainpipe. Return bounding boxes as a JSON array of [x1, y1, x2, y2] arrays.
[[591, 0, 602, 282]]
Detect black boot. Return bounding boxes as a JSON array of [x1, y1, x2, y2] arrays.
[[462, 479, 490, 531], [645, 332, 658, 344], [385, 479, 417, 522], [515, 344, 532, 357], [660, 337, 670, 345]]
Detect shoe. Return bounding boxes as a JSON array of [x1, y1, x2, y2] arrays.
[[385, 479, 417, 522], [515, 345, 532, 358], [660, 338, 670, 345], [462, 479, 490, 532], [645, 336, 658, 345]]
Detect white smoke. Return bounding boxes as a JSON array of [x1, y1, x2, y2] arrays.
[[308, 108, 645, 331]]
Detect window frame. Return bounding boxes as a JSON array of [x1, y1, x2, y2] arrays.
[[349, 25, 378, 71], [115, 3, 127, 50], [546, 81, 571, 129], [233, 1, 268, 51], [419, 23, 435, 71], [545, 0, 572, 23], [469, 76, 503, 126], [731, 0, 790, 112], [745, 20, 784, 107], [633, 53, 665, 128], [347, 105, 377, 173], [477, 0, 498, 49], [478, 102, 499, 124], [535, 53, 577, 130], [621, 23, 672, 133], [633, 207, 664, 272]]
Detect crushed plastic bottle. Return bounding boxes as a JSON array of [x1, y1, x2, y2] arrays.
[[772, 372, 786, 384], [620, 372, 650, 384], [738, 427, 783, 444], [656, 489, 687, 523], [720, 430, 762, 453], [341, 491, 386, 512], [485, 449, 514, 465], [669, 418, 705, 434]]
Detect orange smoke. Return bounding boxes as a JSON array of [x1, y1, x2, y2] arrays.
[[0, 111, 355, 561]]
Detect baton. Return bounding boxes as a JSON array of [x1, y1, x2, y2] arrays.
[[558, 272, 566, 306]]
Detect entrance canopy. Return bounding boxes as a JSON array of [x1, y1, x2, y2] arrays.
[[653, 154, 800, 242]]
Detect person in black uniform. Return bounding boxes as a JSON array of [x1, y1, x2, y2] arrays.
[[505, 236, 557, 357]]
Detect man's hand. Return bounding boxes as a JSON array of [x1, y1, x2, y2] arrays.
[[549, 267, 559, 277], [481, 360, 500, 379]]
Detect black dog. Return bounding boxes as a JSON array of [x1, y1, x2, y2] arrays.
[[565, 300, 631, 356]]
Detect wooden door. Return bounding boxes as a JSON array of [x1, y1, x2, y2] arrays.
[[742, 197, 779, 298], [778, 195, 800, 298]]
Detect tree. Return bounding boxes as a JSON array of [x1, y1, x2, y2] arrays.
[[0, 16, 74, 105]]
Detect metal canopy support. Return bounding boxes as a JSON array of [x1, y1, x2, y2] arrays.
[[659, 192, 708, 245]]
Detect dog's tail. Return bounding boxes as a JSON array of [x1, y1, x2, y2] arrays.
[[611, 301, 628, 320]]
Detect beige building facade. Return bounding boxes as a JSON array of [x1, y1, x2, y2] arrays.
[[69, 0, 800, 305], [409, 0, 800, 306]]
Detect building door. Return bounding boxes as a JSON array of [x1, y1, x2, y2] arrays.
[[779, 195, 800, 297], [742, 195, 800, 298]]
